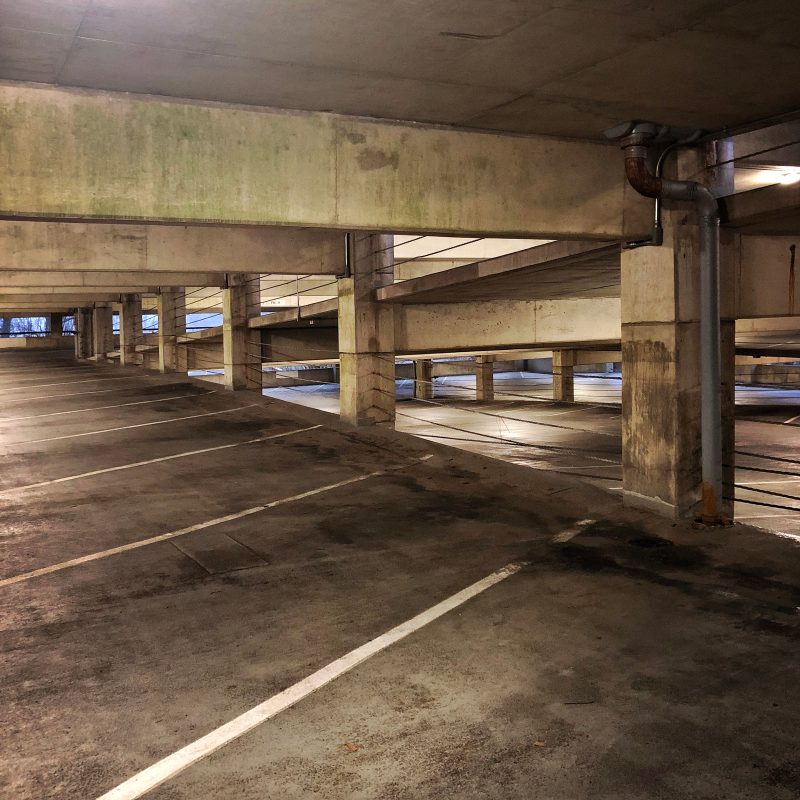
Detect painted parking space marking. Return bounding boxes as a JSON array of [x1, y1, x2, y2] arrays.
[[1, 384, 168, 404], [552, 518, 595, 542], [0, 425, 322, 495], [9, 404, 259, 446], [0, 392, 213, 421], [94, 559, 524, 800], [0, 375, 151, 391], [0, 456, 433, 589]]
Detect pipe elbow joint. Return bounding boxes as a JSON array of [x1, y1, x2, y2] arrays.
[[624, 156, 662, 199]]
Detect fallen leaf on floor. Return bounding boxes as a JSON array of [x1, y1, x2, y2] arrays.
[[343, 742, 359, 753], [534, 741, 546, 747]]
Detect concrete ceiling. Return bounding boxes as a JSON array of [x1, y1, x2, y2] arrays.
[[3, 1, 800, 140]]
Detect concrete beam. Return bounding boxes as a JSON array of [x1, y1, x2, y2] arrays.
[[0, 270, 226, 288], [0, 220, 344, 275], [249, 298, 338, 328], [0, 293, 128, 304], [735, 234, 800, 318], [377, 241, 620, 304], [0, 82, 649, 240], [0, 303, 83, 313], [0, 285, 159, 295], [395, 298, 621, 354], [721, 183, 800, 236]]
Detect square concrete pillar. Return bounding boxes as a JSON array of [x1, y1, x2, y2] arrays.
[[49, 313, 64, 336], [552, 350, 575, 402], [223, 273, 262, 391], [414, 359, 433, 401], [621, 144, 735, 520], [91, 304, 114, 360], [74, 309, 92, 359], [475, 356, 494, 401], [338, 233, 395, 426], [157, 288, 186, 373], [119, 293, 143, 366]]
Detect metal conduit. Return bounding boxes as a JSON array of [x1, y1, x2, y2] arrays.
[[612, 121, 724, 523]]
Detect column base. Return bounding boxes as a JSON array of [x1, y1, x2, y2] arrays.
[[340, 352, 395, 426]]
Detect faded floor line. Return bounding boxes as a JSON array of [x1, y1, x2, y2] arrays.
[[552, 518, 595, 542], [95, 558, 522, 800], [784, 414, 800, 425], [0, 375, 149, 391], [0, 425, 322, 495], [12, 404, 258, 445], [0, 385, 161, 404], [0, 392, 213, 422], [0, 456, 433, 589]]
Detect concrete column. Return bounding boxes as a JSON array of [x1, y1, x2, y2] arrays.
[[475, 356, 494, 401], [414, 359, 433, 401], [223, 273, 261, 390], [338, 233, 395, 426], [74, 309, 92, 359], [621, 144, 735, 519], [49, 312, 64, 336], [552, 350, 575, 402], [118, 293, 143, 366], [91, 304, 113, 360], [157, 288, 186, 373]]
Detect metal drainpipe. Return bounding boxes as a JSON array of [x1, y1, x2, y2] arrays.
[[620, 124, 723, 523]]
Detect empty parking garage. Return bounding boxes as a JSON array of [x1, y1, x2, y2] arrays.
[[1, 3, 800, 798]]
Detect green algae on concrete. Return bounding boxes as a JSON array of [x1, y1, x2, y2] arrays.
[[0, 82, 647, 238]]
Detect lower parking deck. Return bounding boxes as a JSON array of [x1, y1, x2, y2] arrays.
[[2, 351, 800, 799], [266, 371, 800, 539]]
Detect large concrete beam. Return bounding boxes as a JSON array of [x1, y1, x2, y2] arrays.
[[395, 298, 620, 353], [0, 293, 128, 304], [0, 285, 159, 295], [735, 234, 800, 318], [0, 220, 344, 275], [0, 270, 226, 288], [0, 82, 649, 240]]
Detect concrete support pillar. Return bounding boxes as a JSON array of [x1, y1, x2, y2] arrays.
[[157, 288, 186, 373], [118, 293, 143, 366], [414, 359, 433, 401], [552, 350, 575, 402], [223, 273, 261, 390], [49, 313, 64, 336], [475, 356, 494, 402], [621, 144, 735, 519], [91, 304, 113, 360], [338, 233, 395, 426], [74, 309, 92, 359]]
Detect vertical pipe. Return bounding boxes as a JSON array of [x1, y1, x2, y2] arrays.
[[699, 211, 722, 519], [620, 123, 725, 521]]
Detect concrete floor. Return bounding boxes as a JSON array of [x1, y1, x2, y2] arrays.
[[3, 352, 800, 799], [266, 372, 800, 538]]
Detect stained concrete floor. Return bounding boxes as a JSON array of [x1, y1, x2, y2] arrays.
[[265, 372, 800, 538], [2, 351, 800, 799]]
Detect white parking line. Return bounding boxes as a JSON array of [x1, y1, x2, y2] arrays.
[[12, 404, 258, 445], [552, 518, 595, 542], [0, 385, 163, 404], [0, 376, 148, 391], [0, 456, 433, 589], [784, 414, 800, 425], [0, 392, 212, 422], [0, 425, 322, 495], [94, 559, 523, 800]]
